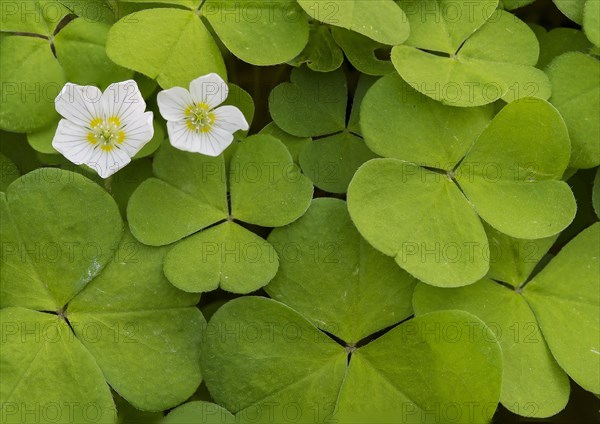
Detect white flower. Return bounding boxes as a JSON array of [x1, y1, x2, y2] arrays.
[[157, 73, 249, 156], [52, 80, 154, 179]]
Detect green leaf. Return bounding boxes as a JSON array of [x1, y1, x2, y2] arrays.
[[163, 401, 235, 423], [335, 311, 502, 423], [0, 0, 69, 36], [288, 24, 343, 72], [229, 135, 313, 227], [330, 27, 394, 76], [221, 84, 255, 139], [392, 9, 550, 106], [523, 223, 600, 394], [0, 153, 19, 191], [298, 0, 409, 45], [1, 169, 122, 309], [584, 0, 600, 47], [553, 0, 586, 24], [299, 131, 377, 193], [27, 119, 59, 154], [106, 8, 226, 89], [0, 307, 116, 424], [259, 122, 311, 164], [54, 18, 134, 89], [502, 0, 536, 9], [399, 0, 498, 54], [456, 98, 576, 239], [58, 0, 119, 24], [347, 159, 489, 287], [269, 67, 347, 137], [127, 144, 228, 246], [204, 0, 309, 65], [266, 198, 416, 343], [202, 297, 502, 422], [360, 73, 493, 170], [483, 222, 557, 287], [68, 231, 204, 411], [413, 280, 570, 418], [110, 157, 154, 218], [546, 52, 600, 169], [120, 0, 201, 9], [201, 297, 347, 418], [163, 221, 279, 294], [535, 27, 592, 69], [0, 36, 66, 132], [593, 168, 600, 219], [133, 121, 165, 159]]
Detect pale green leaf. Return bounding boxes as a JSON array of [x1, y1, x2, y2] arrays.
[[535, 27, 592, 69], [392, 10, 549, 106], [259, 122, 311, 164], [107, 8, 226, 89], [266, 198, 416, 343], [398, 0, 498, 54], [546, 52, 600, 169], [0, 36, 66, 132], [298, 0, 409, 45], [553, 0, 586, 24], [1, 169, 122, 309], [68, 232, 204, 411], [523, 223, 600, 394], [502, 0, 536, 9], [127, 144, 228, 246], [201, 297, 348, 418], [288, 24, 343, 72], [360, 73, 493, 170], [229, 135, 313, 227], [335, 311, 502, 423], [347, 159, 489, 287], [269, 67, 347, 137], [413, 280, 570, 418], [456, 98, 576, 239], [0, 307, 116, 424], [204, 0, 309, 65], [584, 0, 600, 47], [330, 27, 394, 76], [163, 221, 279, 294], [0, 0, 69, 36], [483, 222, 557, 287], [55, 18, 134, 89]]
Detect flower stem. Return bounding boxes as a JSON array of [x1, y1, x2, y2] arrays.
[[104, 175, 113, 193]]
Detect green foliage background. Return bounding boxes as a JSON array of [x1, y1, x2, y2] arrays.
[[0, 0, 599, 423]]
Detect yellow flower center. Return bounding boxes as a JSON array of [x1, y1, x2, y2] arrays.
[[87, 116, 126, 152], [185, 103, 215, 133]]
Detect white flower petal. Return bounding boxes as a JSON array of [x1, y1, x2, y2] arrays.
[[212, 105, 249, 133], [167, 121, 233, 156], [101, 80, 147, 123], [85, 146, 131, 179], [190, 73, 228, 109], [52, 119, 95, 165], [55, 83, 102, 127], [157, 87, 193, 121], [167, 120, 198, 153], [121, 112, 155, 157]]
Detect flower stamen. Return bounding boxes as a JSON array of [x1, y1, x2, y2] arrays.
[[87, 116, 126, 152], [185, 103, 215, 133]]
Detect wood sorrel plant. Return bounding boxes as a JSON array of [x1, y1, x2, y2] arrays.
[[0, 0, 598, 423]]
